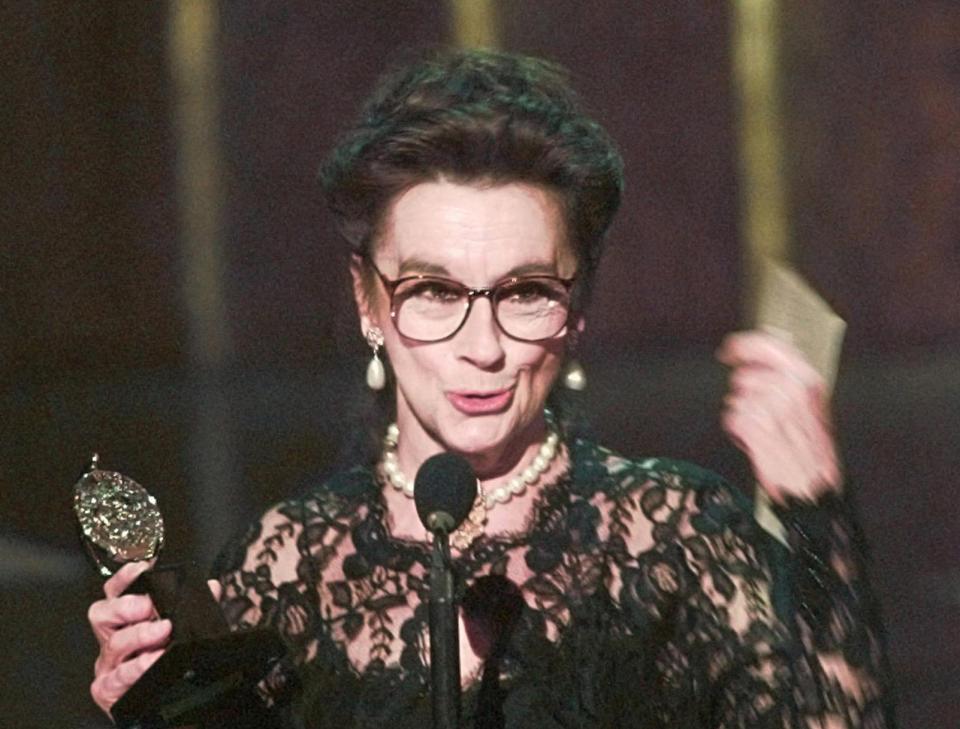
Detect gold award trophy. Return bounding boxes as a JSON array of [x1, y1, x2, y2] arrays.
[[74, 455, 284, 729]]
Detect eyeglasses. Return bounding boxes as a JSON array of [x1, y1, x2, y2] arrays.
[[366, 259, 576, 343]]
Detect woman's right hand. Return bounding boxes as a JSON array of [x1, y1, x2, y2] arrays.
[[88, 561, 171, 716]]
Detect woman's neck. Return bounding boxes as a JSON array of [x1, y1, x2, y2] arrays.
[[379, 412, 567, 542], [380, 444, 569, 544]]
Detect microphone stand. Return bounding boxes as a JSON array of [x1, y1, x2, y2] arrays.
[[428, 530, 460, 729], [414, 452, 475, 729]]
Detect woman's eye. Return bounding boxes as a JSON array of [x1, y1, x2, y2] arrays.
[[408, 280, 462, 302], [502, 281, 555, 303]]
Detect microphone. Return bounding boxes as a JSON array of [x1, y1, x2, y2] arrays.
[[413, 452, 477, 729], [414, 453, 478, 535]]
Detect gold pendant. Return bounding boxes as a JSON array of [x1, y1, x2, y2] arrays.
[[450, 491, 487, 550]]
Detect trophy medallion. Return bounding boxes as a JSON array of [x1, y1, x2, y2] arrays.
[[73, 454, 165, 577]]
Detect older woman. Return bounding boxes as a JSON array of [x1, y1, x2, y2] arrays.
[[88, 50, 891, 728]]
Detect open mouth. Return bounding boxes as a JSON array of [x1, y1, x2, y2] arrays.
[[445, 388, 514, 414]]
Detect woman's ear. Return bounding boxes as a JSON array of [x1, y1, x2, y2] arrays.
[[350, 254, 375, 334]]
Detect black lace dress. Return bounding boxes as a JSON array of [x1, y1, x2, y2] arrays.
[[213, 439, 893, 728]]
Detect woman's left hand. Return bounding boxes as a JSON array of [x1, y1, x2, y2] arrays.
[[716, 330, 841, 505]]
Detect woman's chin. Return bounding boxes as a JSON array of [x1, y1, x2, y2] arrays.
[[443, 430, 506, 459], [432, 417, 504, 453], [438, 414, 541, 470]]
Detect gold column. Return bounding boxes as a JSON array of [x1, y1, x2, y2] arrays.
[[168, 0, 229, 367], [168, 0, 238, 562], [731, 0, 790, 310], [447, 0, 501, 49]]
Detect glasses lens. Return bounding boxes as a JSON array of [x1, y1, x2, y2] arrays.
[[495, 278, 571, 341], [394, 278, 469, 341]]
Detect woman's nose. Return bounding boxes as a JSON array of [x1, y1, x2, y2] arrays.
[[453, 297, 506, 368]]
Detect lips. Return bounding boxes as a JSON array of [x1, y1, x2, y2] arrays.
[[445, 387, 514, 415]]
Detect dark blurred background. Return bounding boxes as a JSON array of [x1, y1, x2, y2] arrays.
[[3, 1, 958, 727]]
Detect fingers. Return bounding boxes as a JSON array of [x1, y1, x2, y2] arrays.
[[89, 615, 171, 716], [95, 618, 172, 673], [718, 329, 841, 502], [207, 578, 223, 602], [717, 330, 824, 391], [721, 395, 837, 503], [88, 592, 159, 644], [728, 366, 808, 404], [722, 333, 832, 435], [104, 560, 154, 600], [87, 560, 169, 716], [92, 561, 160, 645], [91, 647, 165, 715]]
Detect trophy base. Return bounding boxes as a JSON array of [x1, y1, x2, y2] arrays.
[[111, 628, 284, 729]]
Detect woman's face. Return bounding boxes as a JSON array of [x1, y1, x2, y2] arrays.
[[354, 180, 577, 476]]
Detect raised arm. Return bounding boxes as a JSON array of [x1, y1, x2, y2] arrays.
[[713, 331, 893, 725]]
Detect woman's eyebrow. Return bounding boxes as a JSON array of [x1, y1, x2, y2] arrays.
[[395, 258, 560, 279], [397, 258, 450, 277], [503, 262, 559, 277]]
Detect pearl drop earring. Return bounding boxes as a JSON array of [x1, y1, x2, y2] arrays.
[[365, 327, 386, 390]]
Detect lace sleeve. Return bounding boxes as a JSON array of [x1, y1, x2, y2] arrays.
[[214, 501, 317, 709], [610, 455, 892, 729], [690, 478, 894, 728], [770, 491, 895, 726]]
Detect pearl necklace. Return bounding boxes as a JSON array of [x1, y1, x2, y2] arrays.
[[378, 414, 561, 548]]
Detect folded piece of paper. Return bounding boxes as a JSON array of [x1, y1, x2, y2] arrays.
[[753, 259, 846, 393]]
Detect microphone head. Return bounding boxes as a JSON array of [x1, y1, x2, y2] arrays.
[[414, 453, 477, 535]]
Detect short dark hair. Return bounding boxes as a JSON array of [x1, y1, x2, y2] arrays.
[[319, 48, 624, 299]]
